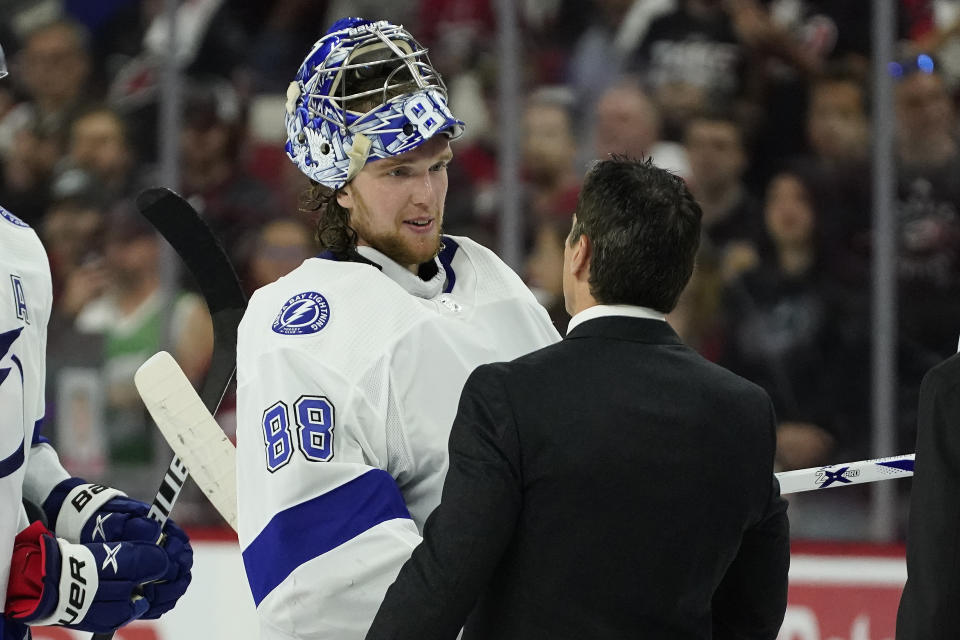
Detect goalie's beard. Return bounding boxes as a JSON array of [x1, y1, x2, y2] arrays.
[[361, 227, 444, 269], [350, 185, 445, 269]]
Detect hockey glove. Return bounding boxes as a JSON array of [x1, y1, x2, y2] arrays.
[[41, 478, 193, 618], [5, 521, 171, 633], [1, 617, 29, 640]]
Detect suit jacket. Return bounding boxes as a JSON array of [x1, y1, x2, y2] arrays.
[[897, 352, 960, 639], [367, 316, 790, 640]]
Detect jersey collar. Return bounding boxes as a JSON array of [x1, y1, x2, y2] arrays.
[[356, 245, 446, 299]]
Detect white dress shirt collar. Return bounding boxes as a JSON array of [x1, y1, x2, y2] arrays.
[[566, 304, 666, 335]]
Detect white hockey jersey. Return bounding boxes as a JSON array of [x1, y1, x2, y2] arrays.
[[0, 208, 70, 632], [236, 236, 560, 639]]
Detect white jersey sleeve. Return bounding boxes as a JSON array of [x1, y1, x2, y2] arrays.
[[0, 206, 66, 615], [236, 238, 559, 640]]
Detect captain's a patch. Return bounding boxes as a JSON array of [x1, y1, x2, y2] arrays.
[[10, 275, 28, 324]]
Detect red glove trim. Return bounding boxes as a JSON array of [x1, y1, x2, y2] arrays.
[[5, 520, 53, 618]]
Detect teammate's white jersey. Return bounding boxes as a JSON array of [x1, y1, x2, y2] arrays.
[[236, 235, 560, 639], [0, 207, 70, 629]]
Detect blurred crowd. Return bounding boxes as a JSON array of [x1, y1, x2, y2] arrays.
[[1, 0, 959, 537]]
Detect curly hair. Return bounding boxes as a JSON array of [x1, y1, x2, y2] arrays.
[[299, 182, 358, 259]]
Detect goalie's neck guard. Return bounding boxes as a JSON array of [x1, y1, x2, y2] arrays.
[[284, 18, 465, 190]]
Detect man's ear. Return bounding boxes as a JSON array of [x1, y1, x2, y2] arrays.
[[569, 234, 591, 279], [336, 185, 353, 209]]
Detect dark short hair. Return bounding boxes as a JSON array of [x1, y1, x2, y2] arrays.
[[809, 65, 869, 114], [683, 103, 761, 150], [684, 107, 744, 142], [570, 156, 701, 312], [72, 103, 131, 144]]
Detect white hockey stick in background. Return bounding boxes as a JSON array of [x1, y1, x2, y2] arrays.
[[776, 454, 915, 495], [135, 351, 238, 531], [135, 352, 917, 523]]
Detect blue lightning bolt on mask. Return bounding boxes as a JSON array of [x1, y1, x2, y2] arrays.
[[284, 18, 464, 190]]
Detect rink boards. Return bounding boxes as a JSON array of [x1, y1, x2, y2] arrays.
[[32, 536, 906, 640]]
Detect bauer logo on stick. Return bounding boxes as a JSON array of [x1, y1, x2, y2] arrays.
[[272, 292, 331, 335]]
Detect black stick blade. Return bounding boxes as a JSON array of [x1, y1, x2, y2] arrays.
[[135, 187, 246, 317], [135, 186, 247, 412]]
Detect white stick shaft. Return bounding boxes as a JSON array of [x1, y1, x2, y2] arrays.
[[776, 454, 915, 495], [136, 350, 916, 519], [135, 351, 238, 530]]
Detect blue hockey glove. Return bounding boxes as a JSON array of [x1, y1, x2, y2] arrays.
[[5, 521, 171, 633], [41, 478, 193, 618], [1, 617, 29, 640], [137, 526, 192, 619]]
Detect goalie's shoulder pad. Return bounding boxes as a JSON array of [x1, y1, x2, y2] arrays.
[[242, 258, 427, 350], [442, 233, 547, 303]]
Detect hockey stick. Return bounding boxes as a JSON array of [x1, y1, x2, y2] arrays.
[[135, 187, 245, 524], [135, 351, 237, 529], [91, 188, 246, 640], [776, 454, 915, 494], [133, 345, 918, 515]]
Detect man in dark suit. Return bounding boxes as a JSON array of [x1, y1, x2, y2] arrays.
[[897, 350, 960, 639], [367, 156, 790, 640]]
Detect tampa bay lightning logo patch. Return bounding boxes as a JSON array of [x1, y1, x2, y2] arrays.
[[272, 292, 331, 335], [0, 207, 28, 228]]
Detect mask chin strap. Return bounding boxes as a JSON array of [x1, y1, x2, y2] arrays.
[[345, 133, 372, 182], [285, 81, 301, 115]]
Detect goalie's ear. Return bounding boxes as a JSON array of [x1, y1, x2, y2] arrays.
[[337, 184, 354, 210]]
